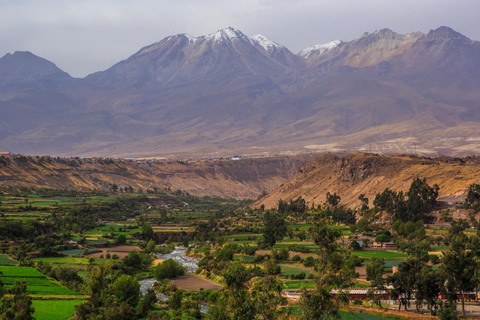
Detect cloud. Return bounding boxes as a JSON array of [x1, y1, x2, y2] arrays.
[[0, 0, 479, 77]]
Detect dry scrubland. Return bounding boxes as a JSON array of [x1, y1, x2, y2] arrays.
[[256, 153, 480, 209]]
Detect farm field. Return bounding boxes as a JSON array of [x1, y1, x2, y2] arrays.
[[0, 254, 18, 266], [351, 251, 408, 259], [279, 264, 314, 278], [32, 299, 86, 320], [0, 266, 83, 297], [170, 274, 223, 291]]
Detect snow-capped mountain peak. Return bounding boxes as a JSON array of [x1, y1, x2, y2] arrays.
[[206, 26, 247, 43], [299, 40, 341, 58], [182, 34, 198, 45], [250, 34, 285, 52]]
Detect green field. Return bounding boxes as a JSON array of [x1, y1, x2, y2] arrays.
[[283, 280, 314, 289], [351, 251, 408, 259], [280, 264, 314, 277], [0, 254, 18, 266], [33, 257, 91, 265], [233, 255, 256, 262], [338, 311, 389, 320], [0, 266, 46, 277], [0, 266, 82, 296], [33, 299, 85, 320]]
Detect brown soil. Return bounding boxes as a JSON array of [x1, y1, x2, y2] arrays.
[[170, 274, 223, 291], [86, 245, 141, 259]]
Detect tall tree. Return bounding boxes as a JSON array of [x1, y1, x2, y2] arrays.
[[300, 218, 351, 320], [366, 258, 386, 308], [388, 259, 421, 311], [0, 280, 35, 320], [441, 237, 479, 317], [262, 210, 287, 247], [308, 218, 341, 269], [207, 262, 255, 320]]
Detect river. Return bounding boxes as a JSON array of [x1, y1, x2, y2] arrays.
[[138, 246, 208, 312]]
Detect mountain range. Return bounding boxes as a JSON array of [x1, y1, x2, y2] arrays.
[[1, 26, 480, 158]]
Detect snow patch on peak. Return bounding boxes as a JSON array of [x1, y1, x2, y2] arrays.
[[299, 40, 341, 58], [182, 34, 198, 45], [207, 26, 245, 42], [250, 34, 285, 52]]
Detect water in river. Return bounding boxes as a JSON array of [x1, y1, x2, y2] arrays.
[[138, 247, 208, 312], [155, 246, 199, 272]]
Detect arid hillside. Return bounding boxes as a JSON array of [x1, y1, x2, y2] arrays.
[[255, 153, 480, 209], [0, 154, 317, 198]]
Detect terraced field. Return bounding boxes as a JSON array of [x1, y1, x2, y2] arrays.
[[0, 266, 85, 320]]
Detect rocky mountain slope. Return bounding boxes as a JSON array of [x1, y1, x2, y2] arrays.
[[0, 153, 316, 199], [254, 153, 480, 209], [1, 26, 480, 158]]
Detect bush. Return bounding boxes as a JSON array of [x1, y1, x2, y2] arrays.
[[303, 256, 315, 267], [265, 260, 281, 275], [353, 298, 363, 306], [216, 247, 234, 261], [439, 307, 457, 320], [291, 255, 302, 262], [154, 259, 186, 280], [290, 272, 306, 280]]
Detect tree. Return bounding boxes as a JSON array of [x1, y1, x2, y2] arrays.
[[251, 277, 287, 320], [86, 261, 113, 295], [0, 280, 35, 320], [145, 239, 156, 253], [388, 259, 421, 311], [300, 218, 353, 320], [308, 218, 341, 269], [116, 234, 126, 244], [208, 262, 255, 320], [415, 266, 442, 315], [465, 183, 480, 210], [153, 259, 186, 280], [168, 290, 183, 311], [141, 223, 154, 241], [111, 274, 141, 307], [358, 194, 369, 211], [139, 288, 157, 317], [262, 210, 287, 247], [366, 258, 385, 308], [441, 237, 478, 317], [325, 192, 341, 207]]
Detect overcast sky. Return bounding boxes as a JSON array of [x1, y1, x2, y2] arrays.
[[1, 0, 479, 78]]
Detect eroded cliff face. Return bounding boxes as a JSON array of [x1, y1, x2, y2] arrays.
[[255, 153, 480, 209], [0, 154, 317, 199]]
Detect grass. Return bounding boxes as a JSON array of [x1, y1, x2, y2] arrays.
[[32, 299, 85, 320], [351, 251, 408, 259], [0, 266, 83, 297], [284, 308, 389, 319], [59, 249, 89, 255], [233, 255, 256, 262], [0, 266, 46, 277], [0, 254, 18, 266], [279, 264, 314, 277], [337, 310, 389, 320], [283, 280, 314, 289], [32, 257, 92, 265]]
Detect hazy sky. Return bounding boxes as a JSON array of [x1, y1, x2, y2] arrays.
[[1, 0, 479, 78]]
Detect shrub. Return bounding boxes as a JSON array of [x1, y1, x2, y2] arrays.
[[154, 259, 186, 280], [303, 256, 315, 267], [353, 298, 363, 306], [291, 255, 302, 262]]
